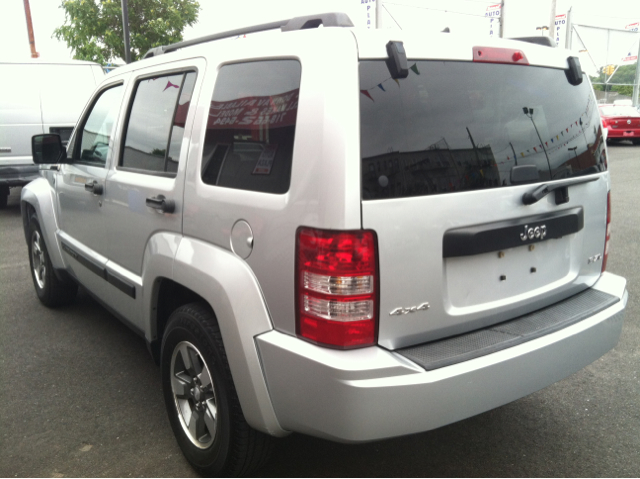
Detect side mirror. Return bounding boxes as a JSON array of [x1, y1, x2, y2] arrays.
[[32, 134, 68, 164]]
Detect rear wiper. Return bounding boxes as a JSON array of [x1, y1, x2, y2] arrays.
[[522, 176, 599, 205]]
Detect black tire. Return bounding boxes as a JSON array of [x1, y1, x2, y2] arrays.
[[633, 139, 640, 146], [161, 302, 273, 477], [0, 186, 8, 209], [27, 214, 78, 307]]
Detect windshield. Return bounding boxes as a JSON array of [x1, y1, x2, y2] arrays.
[[599, 106, 640, 117], [360, 61, 606, 200]]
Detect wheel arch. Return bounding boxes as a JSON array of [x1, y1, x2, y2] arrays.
[[146, 236, 288, 438], [20, 178, 66, 271]]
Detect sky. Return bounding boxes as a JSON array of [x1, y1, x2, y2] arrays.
[[2, 0, 639, 75]]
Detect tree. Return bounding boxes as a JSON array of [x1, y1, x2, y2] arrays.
[[54, 0, 200, 64], [590, 62, 637, 98]]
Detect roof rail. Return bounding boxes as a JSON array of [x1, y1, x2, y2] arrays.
[[511, 36, 556, 48], [143, 12, 354, 59]]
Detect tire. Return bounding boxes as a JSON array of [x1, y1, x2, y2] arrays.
[[0, 186, 8, 209], [161, 303, 273, 477], [633, 139, 640, 146], [27, 214, 78, 307]]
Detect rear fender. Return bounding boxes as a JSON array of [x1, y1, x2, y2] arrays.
[[156, 236, 287, 437]]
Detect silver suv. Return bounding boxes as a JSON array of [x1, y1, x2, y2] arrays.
[[22, 13, 628, 476]]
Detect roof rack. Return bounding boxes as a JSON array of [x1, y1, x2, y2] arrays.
[[143, 12, 354, 59]]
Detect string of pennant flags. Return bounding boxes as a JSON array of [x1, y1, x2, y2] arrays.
[[360, 63, 421, 101]]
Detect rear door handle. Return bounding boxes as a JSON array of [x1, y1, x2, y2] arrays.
[[146, 195, 175, 213], [84, 180, 103, 195]]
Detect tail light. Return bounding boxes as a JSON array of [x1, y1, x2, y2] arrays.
[[602, 191, 611, 272], [296, 227, 378, 349], [601, 118, 609, 128]]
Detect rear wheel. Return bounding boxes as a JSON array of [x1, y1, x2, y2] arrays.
[[27, 215, 78, 306], [161, 303, 273, 477]]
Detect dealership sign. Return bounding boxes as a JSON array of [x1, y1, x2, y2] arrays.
[[485, 3, 501, 38], [208, 89, 299, 130]]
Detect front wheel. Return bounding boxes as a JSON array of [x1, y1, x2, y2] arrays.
[[161, 303, 273, 476], [27, 215, 78, 307]]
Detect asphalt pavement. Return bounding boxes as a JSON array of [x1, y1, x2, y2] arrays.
[[0, 144, 638, 477]]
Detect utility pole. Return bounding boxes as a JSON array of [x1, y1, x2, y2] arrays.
[[633, 38, 640, 107], [376, 0, 383, 29], [565, 7, 572, 49], [499, 0, 504, 38], [23, 0, 39, 58], [121, 0, 132, 63], [549, 0, 556, 43]]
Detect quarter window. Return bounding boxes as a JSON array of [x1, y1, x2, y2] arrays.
[[121, 72, 196, 174], [77, 85, 123, 166], [201, 60, 301, 194]]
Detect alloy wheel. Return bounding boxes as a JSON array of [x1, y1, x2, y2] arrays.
[[170, 341, 218, 449]]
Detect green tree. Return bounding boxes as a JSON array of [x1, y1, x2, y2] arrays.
[[590, 62, 637, 97], [54, 0, 200, 64]]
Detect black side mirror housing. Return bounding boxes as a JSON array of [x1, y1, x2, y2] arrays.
[[32, 134, 68, 164]]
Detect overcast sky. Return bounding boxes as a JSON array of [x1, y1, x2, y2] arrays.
[[2, 0, 639, 73]]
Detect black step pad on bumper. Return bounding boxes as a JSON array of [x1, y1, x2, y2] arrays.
[[396, 289, 619, 371]]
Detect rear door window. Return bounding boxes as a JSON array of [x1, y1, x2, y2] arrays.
[[360, 61, 606, 200], [201, 60, 300, 194]]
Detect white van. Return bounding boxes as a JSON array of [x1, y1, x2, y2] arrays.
[[0, 59, 104, 207]]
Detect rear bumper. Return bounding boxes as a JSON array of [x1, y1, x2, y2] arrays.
[[256, 272, 627, 443], [0, 164, 40, 187], [606, 127, 640, 139]]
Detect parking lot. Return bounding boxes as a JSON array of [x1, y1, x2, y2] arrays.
[[0, 143, 638, 477]]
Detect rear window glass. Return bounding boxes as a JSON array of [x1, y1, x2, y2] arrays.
[[360, 61, 606, 200], [201, 60, 300, 194]]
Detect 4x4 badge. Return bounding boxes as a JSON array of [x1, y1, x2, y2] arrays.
[[390, 302, 430, 316], [520, 224, 547, 242]]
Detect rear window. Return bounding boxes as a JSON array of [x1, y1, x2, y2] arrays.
[[360, 61, 606, 200], [201, 60, 300, 194]]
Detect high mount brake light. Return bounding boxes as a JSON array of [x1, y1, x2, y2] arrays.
[[296, 227, 378, 349], [473, 46, 529, 65], [602, 191, 611, 272]]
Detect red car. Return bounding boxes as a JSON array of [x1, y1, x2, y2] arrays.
[[599, 104, 640, 145]]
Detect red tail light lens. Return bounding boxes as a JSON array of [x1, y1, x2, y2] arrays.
[[473, 46, 529, 65], [602, 191, 611, 272], [296, 227, 378, 349]]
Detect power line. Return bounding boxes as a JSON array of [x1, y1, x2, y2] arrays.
[[383, 4, 403, 30], [384, 2, 491, 20]]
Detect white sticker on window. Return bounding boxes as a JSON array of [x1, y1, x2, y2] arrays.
[[252, 144, 278, 175]]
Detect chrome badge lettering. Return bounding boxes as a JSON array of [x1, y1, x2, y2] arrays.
[[520, 224, 547, 242], [588, 253, 603, 264], [390, 302, 430, 316]]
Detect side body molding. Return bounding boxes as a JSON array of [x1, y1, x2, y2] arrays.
[[171, 237, 288, 437], [20, 177, 65, 270]]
